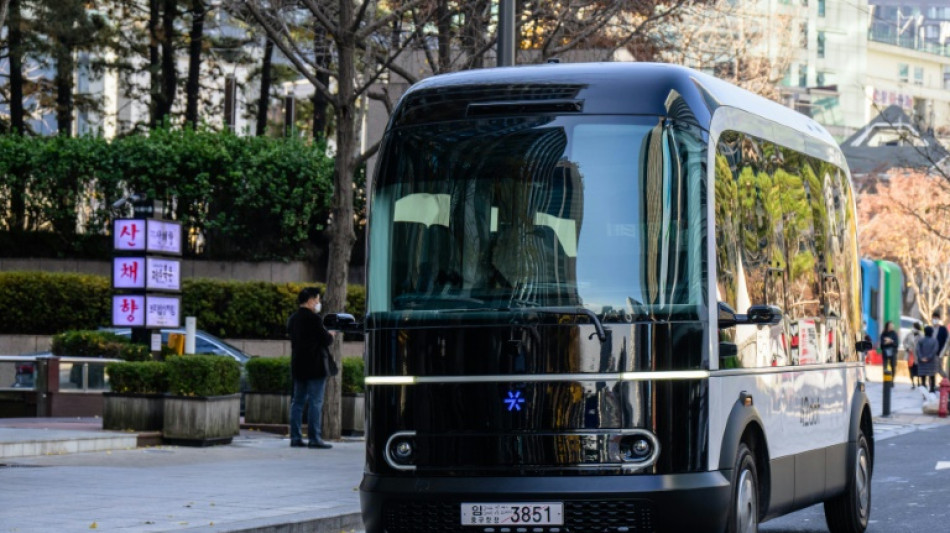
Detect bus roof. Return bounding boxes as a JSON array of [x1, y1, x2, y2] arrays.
[[394, 62, 841, 163]]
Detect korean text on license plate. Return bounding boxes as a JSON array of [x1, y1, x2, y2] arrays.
[[460, 502, 564, 526]]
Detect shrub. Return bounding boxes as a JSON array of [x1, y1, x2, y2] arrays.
[[165, 354, 241, 396], [51, 330, 152, 361], [0, 273, 110, 335], [0, 272, 366, 339], [107, 361, 168, 394], [341, 357, 365, 394], [246, 356, 291, 393]]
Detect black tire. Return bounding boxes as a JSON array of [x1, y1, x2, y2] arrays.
[[727, 442, 759, 533], [824, 431, 871, 533]]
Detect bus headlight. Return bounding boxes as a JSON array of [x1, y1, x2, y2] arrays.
[[385, 431, 417, 470], [617, 432, 660, 467]]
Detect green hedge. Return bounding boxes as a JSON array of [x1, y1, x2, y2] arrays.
[[165, 354, 241, 396], [0, 129, 334, 260], [341, 357, 365, 394], [107, 361, 168, 394], [0, 272, 365, 339], [0, 272, 110, 335], [51, 330, 152, 361], [246, 356, 291, 393]]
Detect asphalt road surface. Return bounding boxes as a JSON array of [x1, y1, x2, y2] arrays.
[[761, 424, 950, 532]]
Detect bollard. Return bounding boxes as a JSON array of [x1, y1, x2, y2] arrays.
[[882, 364, 892, 417], [939, 378, 950, 418]]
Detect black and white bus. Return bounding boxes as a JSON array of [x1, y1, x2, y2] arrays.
[[350, 62, 872, 533]]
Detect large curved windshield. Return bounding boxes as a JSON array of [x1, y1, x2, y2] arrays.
[[368, 114, 706, 321]]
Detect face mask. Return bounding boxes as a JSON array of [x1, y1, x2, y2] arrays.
[[314, 302, 322, 313]]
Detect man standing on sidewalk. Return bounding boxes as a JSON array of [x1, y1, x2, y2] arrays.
[[287, 287, 335, 449]]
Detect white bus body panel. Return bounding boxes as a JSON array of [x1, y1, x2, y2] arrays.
[[708, 363, 865, 469]]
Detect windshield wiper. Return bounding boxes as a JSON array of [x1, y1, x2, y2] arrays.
[[439, 305, 608, 343], [508, 306, 607, 344]]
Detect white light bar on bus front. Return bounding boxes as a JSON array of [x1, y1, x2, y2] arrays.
[[364, 376, 418, 385], [620, 370, 710, 381], [364, 371, 710, 386]]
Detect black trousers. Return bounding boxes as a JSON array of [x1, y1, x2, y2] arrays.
[[924, 374, 936, 392]]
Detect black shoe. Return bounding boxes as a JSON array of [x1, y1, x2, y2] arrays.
[[308, 440, 332, 449], [290, 440, 306, 448]]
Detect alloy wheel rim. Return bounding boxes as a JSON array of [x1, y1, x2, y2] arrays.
[[737, 467, 757, 533], [856, 446, 870, 520]]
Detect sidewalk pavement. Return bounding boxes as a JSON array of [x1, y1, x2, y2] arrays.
[[1, 364, 948, 533]]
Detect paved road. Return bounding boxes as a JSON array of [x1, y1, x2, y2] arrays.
[[761, 423, 950, 532]]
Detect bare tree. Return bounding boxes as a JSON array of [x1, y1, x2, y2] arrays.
[[232, 0, 431, 438], [858, 170, 950, 320], [660, 0, 798, 100]]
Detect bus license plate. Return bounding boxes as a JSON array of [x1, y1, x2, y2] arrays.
[[460, 502, 564, 526]]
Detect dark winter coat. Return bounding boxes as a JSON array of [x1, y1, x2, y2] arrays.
[[287, 307, 334, 380], [916, 336, 940, 377], [880, 330, 899, 358]]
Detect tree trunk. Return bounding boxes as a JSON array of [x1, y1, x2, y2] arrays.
[[149, 0, 161, 127], [255, 38, 273, 136], [7, 0, 24, 230], [160, 0, 178, 122], [54, 46, 75, 136], [436, 0, 451, 72], [320, 0, 359, 441], [184, 0, 205, 129], [312, 26, 331, 139]]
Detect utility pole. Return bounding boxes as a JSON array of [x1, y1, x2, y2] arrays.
[[497, 0, 515, 67]]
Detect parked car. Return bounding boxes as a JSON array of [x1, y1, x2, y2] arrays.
[[107, 328, 252, 365]]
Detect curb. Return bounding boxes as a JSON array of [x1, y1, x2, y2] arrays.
[[184, 511, 363, 533]]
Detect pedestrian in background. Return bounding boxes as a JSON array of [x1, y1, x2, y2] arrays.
[[287, 287, 335, 449], [903, 322, 923, 388], [933, 311, 949, 377], [917, 326, 940, 394], [880, 321, 899, 377]]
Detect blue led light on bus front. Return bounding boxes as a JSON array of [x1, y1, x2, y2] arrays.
[[504, 390, 525, 412]]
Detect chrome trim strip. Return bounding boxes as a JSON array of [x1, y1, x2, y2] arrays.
[[619, 429, 662, 472], [710, 362, 866, 377], [367, 364, 865, 385]]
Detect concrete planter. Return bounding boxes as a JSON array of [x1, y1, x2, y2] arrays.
[[341, 393, 365, 436], [243, 392, 291, 425], [103, 393, 165, 431], [163, 394, 240, 446]]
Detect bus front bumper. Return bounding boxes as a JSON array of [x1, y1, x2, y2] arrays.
[[360, 470, 732, 533]]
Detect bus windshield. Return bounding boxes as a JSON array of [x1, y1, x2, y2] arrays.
[[368, 114, 706, 321]]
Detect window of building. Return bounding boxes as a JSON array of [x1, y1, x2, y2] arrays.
[[799, 64, 808, 87], [914, 66, 924, 86], [817, 31, 826, 58], [899, 63, 909, 83], [801, 23, 808, 48], [818, 0, 825, 17], [817, 72, 825, 86], [943, 65, 950, 90]]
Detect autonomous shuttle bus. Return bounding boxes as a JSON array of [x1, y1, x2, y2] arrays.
[[355, 63, 872, 533]]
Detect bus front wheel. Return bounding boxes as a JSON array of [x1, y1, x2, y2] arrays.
[[727, 442, 759, 533], [824, 431, 871, 533]]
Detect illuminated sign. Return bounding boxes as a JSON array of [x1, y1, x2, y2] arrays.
[[146, 220, 182, 255], [113, 257, 146, 289], [145, 295, 181, 328], [112, 295, 145, 326], [114, 219, 147, 251], [146, 258, 181, 291]]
